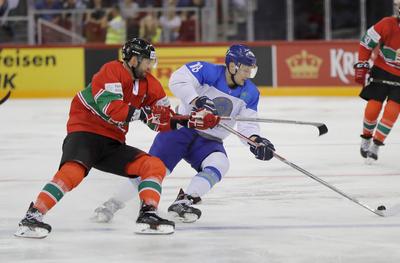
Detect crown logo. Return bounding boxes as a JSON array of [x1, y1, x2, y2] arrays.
[[286, 50, 322, 79]]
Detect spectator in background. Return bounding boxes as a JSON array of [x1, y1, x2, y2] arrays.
[[84, 0, 106, 42], [0, 0, 20, 42], [104, 4, 126, 44], [159, 6, 181, 42], [0, 0, 8, 16], [119, 0, 139, 38], [178, 11, 196, 41], [35, 0, 63, 24], [137, 0, 161, 7], [139, 10, 160, 43], [61, 0, 87, 32], [119, 0, 139, 19], [191, 0, 203, 8], [1, 0, 19, 19], [294, 0, 323, 39]]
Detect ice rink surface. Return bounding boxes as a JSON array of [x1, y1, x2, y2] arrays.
[[1, 97, 399, 263]]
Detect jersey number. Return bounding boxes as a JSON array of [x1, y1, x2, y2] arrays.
[[189, 62, 203, 73]]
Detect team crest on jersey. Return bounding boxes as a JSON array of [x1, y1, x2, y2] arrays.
[[213, 97, 233, 116]]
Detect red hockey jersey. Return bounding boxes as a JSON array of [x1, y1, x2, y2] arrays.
[[67, 60, 169, 143], [359, 16, 400, 76]]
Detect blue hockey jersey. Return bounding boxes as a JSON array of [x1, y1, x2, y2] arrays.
[[169, 61, 261, 141]]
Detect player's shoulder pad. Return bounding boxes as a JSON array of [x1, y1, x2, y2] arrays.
[[185, 61, 223, 85], [240, 80, 260, 110]]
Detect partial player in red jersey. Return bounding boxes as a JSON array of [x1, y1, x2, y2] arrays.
[[13, 38, 206, 237], [354, 1, 400, 164]]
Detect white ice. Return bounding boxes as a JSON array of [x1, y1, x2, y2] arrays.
[[0, 97, 399, 263]]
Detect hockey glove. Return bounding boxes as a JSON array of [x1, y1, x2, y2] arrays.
[[354, 61, 370, 85], [170, 110, 220, 130], [249, 135, 275, 161], [187, 109, 220, 130], [193, 96, 218, 115], [140, 105, 174, 132]]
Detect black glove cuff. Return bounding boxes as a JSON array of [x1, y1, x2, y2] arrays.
[[125, 106, 142, 122], [170, 115, 189, 130]]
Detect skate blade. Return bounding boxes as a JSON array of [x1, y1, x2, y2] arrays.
[[135, 223, 174, 235], [168, 211, 199, 223], [14, 226, 49, 239]]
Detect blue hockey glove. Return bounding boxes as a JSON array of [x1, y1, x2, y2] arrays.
[[193, 96, 218, 115], [249, 135, 275, 161]]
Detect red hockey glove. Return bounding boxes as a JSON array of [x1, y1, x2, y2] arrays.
[[354, 61, 370, 85], [187, 109, 220, 130], [140, 105, 175, 132]]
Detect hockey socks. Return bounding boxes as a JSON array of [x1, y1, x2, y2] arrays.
[[34, 162, 86, 214], [15, 162, 85, 239], [374, 100, 400, 143], [186, 166, 222, 197], [362, 100, 382, 137], [126, 155, 166, 207]]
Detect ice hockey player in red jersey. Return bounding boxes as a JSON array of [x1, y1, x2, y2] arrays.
[[14, 38, 187, 237], [354, 1, 400, 164]]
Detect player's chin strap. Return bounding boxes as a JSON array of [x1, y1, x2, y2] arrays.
[[228, 64, 241, 88], [217, 122, 385, 217]]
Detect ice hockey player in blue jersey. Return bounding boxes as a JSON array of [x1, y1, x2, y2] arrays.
[[92, 44, 275, 223]]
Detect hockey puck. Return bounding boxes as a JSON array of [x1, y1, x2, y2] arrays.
[[377, 205, 386, 211]]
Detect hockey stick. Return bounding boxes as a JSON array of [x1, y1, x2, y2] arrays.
[[219, 116, 328, 136], [370, 78, 400, 87], [217, 122, 385, 217]]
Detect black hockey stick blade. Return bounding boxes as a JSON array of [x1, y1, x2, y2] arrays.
[[317, 124, 328, 136]]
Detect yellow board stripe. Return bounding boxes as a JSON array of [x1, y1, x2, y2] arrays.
[[9, 87, 361, 98]]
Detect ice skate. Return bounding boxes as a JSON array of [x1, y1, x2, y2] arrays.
[[135, 202, 175, 235], [360, 135, 372, 158], [91, 198, 125, 223], [168, 189, 202, 223], [365, 139, 384, 165], [14, 202, 52, 239]]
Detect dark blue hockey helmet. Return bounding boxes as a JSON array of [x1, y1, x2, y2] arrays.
[[225, 44, 256, 67], [225, 44, 257, 78]]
